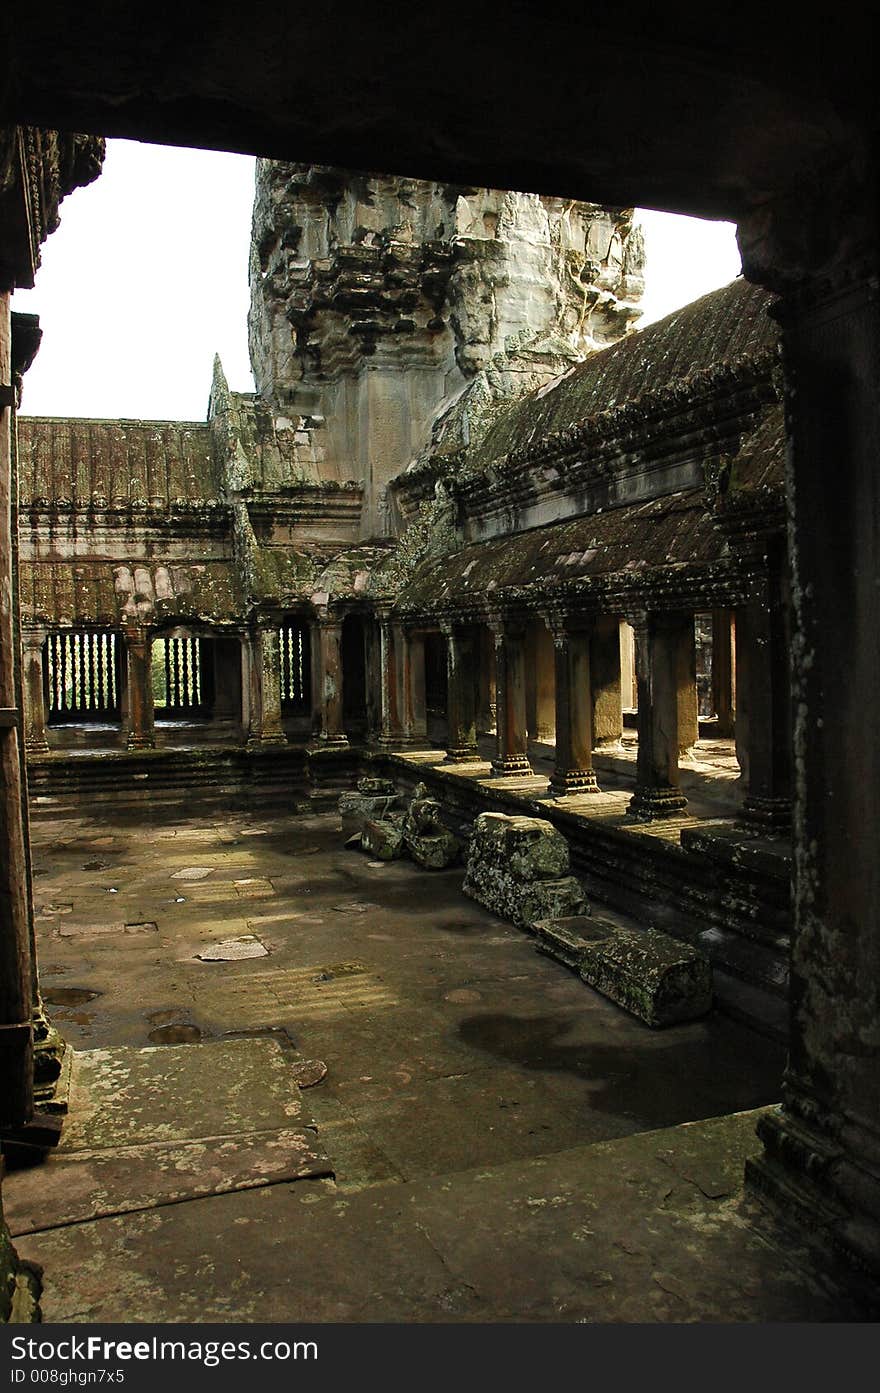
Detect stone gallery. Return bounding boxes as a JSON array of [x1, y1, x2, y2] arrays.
[[0, 3, 878, 1324]]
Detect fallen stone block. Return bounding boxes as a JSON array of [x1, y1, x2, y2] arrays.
[[356, 777, 396, 796], [401, 785, 462, 869], [361, 817, 406, 861], [463, 812, 586, 928], [533, 914, 713, 1026], [338, 789, 401, 832], [407, 828, 461, 870]]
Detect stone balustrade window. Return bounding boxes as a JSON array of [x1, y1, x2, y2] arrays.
[[279, 621, 310, 713], [44, 630, 121, 724], [152, 635, 214, 718]]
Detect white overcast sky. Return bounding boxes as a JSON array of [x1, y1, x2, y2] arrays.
[[12, 140, 742, 421]]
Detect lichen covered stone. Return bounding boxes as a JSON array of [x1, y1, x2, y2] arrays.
[[338, 784, 400, 831], [402, 784, 461, 869], [533, 913, 713, 1026], [361, 817, 406, 861], [463, 812, 586, 928]]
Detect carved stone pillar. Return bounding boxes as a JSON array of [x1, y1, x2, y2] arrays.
[[740, 257, 880, 1283], [734, 561, 791, 829], [123, 627, 154, 750], [525, 618, 556, 742], [491, 617, 532, 777], [548, 618, 597, 796], [476, 625, 497, 736], [246, 622, 286, 747], [376, 617, 426, 748], [399, 625, 427, 745], [21, 626, 49, 754], [315, 617, 348, 746], [626, 612, 689, 821], [591, 614, 623, 749], [711, 609, 735, 738], [442, 621, 480, 762]]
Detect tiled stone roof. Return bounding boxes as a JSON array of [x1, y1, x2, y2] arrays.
[[17, 418, 222, 510]]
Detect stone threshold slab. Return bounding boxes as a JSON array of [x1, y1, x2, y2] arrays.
[[57, 1037, 311, 1150], [5, 1127, 333, 1235]]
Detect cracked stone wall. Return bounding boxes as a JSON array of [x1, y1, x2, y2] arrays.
[[248, 162, 644, 538]]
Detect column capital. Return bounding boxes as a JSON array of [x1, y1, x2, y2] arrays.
[[21, 623, 47, 648]]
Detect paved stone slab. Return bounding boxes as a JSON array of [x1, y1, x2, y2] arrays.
[[196, 935, 269, 961], [58, 1038, 309, 1150], [14, 1109, 868, 1324], [5, 1128, 332, 1235]]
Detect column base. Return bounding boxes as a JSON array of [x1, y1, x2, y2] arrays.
[[444, 745, 481, 763], [627, 785, 688, 821], [548, 767, 598, 796], [745, 1106, 880, 1300], [32, 1004, 67, 1113], [375, 733, 424, 750], [738, 794, 792, 832], [126, 735, 155, 751], [246, 733, 289, 748], [316, 734, 350, 748], [25, 738, 50, 756], [491, 754, 534, 777]]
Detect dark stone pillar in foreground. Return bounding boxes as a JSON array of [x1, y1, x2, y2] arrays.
[[740, 213, 880, 1290], [491, 617, 532, 777], [0, 288, 33, 1130], [443, 621, 480, 762], [626, 612, 689, 821], [548, 618, 597, 796]]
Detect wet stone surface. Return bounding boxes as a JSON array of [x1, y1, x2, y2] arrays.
[[28, 805, 786, 1190]]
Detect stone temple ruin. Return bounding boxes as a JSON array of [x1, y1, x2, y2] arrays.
[[0, 5, 879, 1325]]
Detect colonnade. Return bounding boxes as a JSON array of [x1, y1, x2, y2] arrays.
[[20, 589, 791, 828], [20, 613, 359, 754], [379, 592, 791, 827]]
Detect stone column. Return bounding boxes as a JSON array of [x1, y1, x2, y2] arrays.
[[476, 625, 497, 736], [442, 621, 480, 762], [376, 618, 426, 748], [491, 618, 533, 777], [363, 616, 382, 743], [246, 622, 286, 747], [620, 620, 637, 711], [399, 625, 427, 745], [21, 626, 49, 754], [591, 613, 623, 749], [123, 626, 155, 750], [626, 612, 689, 820], [548, 618, 597, 796], [734, 562, 791, 829], [738, 234, 880, 1283], [316, 617, 348, 746], [711, 608, 735, 737], [525, 618, 556, 742], [0, 289, 33, 1126]]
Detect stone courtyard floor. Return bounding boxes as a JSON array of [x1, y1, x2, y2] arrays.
[[4, 804, 869, 1321]]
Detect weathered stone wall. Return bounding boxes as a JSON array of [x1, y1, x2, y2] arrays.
[[248, 162, 644, 537]]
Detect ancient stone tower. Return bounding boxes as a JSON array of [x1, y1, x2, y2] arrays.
[[248, 162, 644, 538]]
